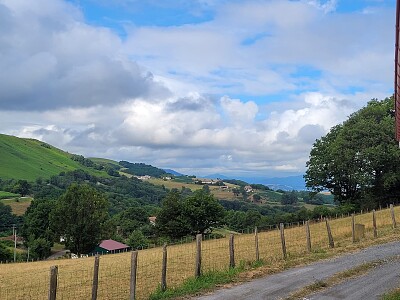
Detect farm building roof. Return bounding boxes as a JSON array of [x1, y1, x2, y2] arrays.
[[98, 239, 129, 251]]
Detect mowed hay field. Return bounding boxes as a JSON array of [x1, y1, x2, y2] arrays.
[[1, 206, 399, 300], [0, 197, 32, 216]]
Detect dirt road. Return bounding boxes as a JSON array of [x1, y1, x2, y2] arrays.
[[194, 240, 400, 300]]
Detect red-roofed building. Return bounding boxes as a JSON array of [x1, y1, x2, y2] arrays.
[[92, 239, 130, 254]]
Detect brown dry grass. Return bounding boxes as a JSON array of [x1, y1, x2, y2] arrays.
[[0, 206, 399, 300], [0, 197, 32, 216]]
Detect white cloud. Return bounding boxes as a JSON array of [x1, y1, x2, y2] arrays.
[[0, 0, 395, 178], [0, 0, 170, 110]]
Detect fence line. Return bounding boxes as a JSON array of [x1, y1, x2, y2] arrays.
[[0, 205, 399, 299]]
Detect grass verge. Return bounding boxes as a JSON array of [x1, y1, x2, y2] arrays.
[[382, 288, 400, 300], [149, 260, 266, 300]]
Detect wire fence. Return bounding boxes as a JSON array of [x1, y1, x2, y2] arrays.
[[0, 205, 399, 300]]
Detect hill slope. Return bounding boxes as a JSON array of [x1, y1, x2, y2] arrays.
[[0, 134, 107, 181]]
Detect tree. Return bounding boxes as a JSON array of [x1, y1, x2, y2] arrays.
[[51, 184, 110, 255], [22, 199, 56, 242], [27, 237, 52, 260], [183, 190, 225, 235], [281, 191, 298, 205], [12, 180, 31, 196], [305, 97, 400, 209], [156, 190, 191, 239], [156, 189, 225, 239], [21, 199, 56, 258], [113, 207, 150, 238], [0, 202, 19, 229], [0, 241, 12, 261], [232, 188, 240, 197], [127, 230, 148, 250], [252, 194, 261, 202]]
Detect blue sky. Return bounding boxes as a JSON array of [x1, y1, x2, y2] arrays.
[[0, 0, 396, 178]]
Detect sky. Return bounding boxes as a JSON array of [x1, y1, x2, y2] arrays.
[[0, 0, 396, 179]]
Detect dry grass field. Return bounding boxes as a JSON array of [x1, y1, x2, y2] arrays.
[[148, 178, 241, 200], [0, 206, 399, 300], [0, 197, 32, 216]]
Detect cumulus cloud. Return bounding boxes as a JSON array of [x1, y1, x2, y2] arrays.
[[0, 0, 395, 177], [0, 0, 170, 111]]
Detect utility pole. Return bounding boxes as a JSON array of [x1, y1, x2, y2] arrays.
[[12, 224, 17, 262]]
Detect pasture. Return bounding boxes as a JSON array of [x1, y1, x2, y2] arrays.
[[0, 206, 399, 300], [0, 197, 32, 216]]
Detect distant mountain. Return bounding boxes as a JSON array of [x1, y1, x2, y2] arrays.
[[198, 173, 306, 190], [163, 169, 184, 176], [235, 175, 306, 191], [204, 173, 229, 180]]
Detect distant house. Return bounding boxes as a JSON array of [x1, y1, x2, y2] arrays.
[[149, 216, 157, 226], [134, 175, 151, 180], [92, 239, 130, 254], [244, 185, 253, 193]]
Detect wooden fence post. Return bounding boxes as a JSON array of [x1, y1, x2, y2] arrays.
[[305, 220, 311, 253], [195, 234, 202, 278], [48, 266, 58, 300], [91, 255, 100, 300], [161, 244, 167, 292], [351, 214, 356, 243], [280, 223, 287, 260], [390, 204, 397, 229], [229, 234, 235, 268], [373, 209, 377, 238], [325, 218, 334, 248], [254, 227, 260, 261], [130, 251, 138, 300]]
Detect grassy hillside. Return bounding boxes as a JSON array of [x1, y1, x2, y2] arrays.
[[89, 158, 121, 169], [0, 134, 107, 181]]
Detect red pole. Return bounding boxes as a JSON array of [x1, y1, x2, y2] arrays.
[[395, 0, 400, 142]]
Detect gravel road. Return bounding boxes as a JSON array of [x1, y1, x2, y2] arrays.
[[194, 240, 400, 300]]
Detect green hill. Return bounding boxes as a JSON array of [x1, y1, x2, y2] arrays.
[[0, 134, 108, 181]]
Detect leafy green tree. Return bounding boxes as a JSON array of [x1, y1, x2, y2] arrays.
[[113, 207, 150, 237], [51, 184, 110, 255], [21, 199, 56, 258], [252, 194, 261, 202], [305, 97, 400, 209], [27, 237, 52, 260], [22, 199, 56, 242], [232, 188, 240, 197], [127, 230, 148, 250], [0, 241, 12, 261], [183, 190, 225, 235], [0, 202, 20, 229], [157, 190, 225, 238], [12, 180, 31, 196], [281, 191, 298, 205], [156, 190, 191, 239]]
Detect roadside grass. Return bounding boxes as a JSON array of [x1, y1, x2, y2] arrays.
[[0, 197, 32, 216], [382, 289, 400, 300], [0, 206, 399, 300], [149, 265, 246, 300]]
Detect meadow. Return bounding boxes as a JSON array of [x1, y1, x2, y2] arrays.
[[0, 134, 108, 181], [0, 191, 19, 200], [0, 206, 399, 300], [0, 197, 32, 216]]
